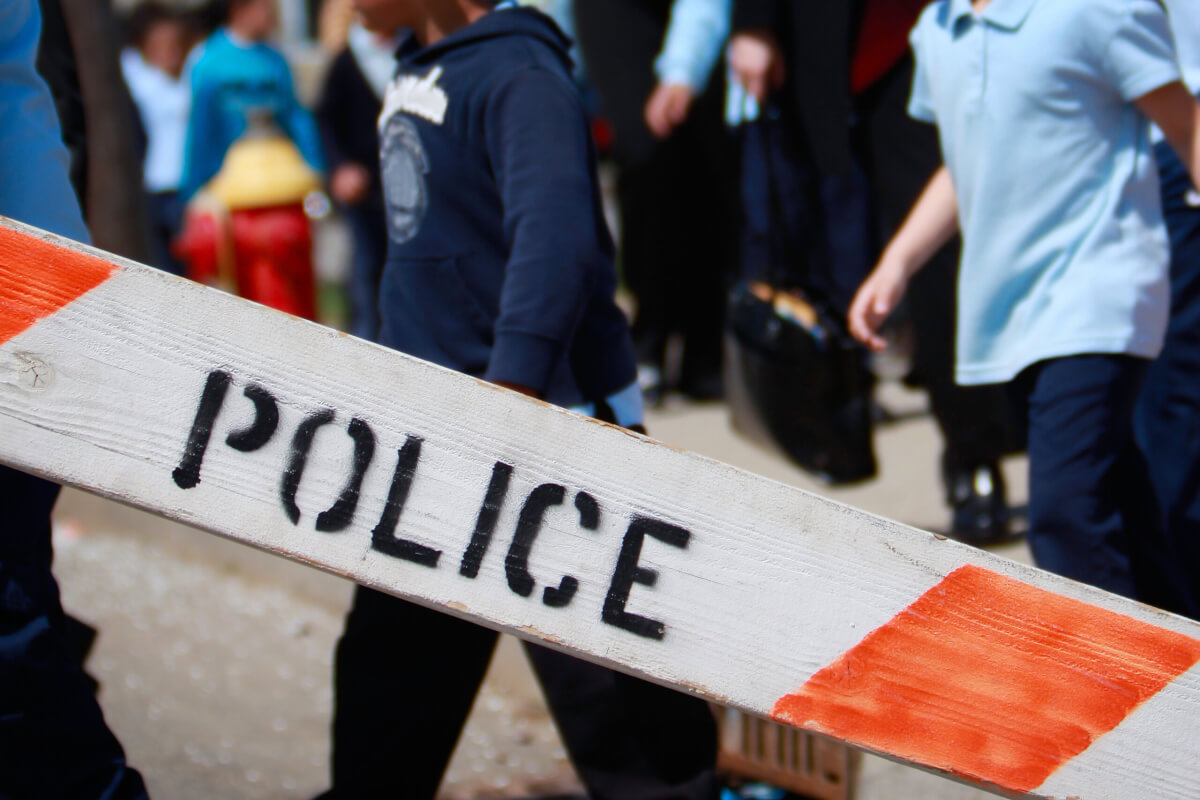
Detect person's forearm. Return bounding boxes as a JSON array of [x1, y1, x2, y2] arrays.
[[1137, 82, 1200, 190], [1173, 104, 1200, 191], [881, 166, 959, 280]]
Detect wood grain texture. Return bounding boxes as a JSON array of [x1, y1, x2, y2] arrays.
[[1, 216, 1198, 799]]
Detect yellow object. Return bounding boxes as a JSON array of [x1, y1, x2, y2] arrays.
[[747, 280, 820, 330], [205, 133, 321, 210]]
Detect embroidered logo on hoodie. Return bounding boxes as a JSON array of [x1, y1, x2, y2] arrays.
[[381, 115, 429, 244], [380, 66, 449, 127]]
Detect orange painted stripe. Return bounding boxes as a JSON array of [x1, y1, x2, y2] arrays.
[[0, 225, 116, 346], [772, 565, 1200, 793]]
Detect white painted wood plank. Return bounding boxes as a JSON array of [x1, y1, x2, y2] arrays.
[[2, 215, 1198, 799]]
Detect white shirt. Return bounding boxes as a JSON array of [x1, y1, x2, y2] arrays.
[[121, 48, 191, 193]]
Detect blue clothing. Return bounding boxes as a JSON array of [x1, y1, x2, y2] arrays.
[[1012, 355, 1168, 603], [909, 0, 1179, 385], [181, 28, 325, 200], [0, 0, 88, 243], [1, 3, 149, 798], [1133, 138, 1200, 618], [377, 7, 636, 406], [655, 0, 732, 92], [1164, 0, 1200, 93]]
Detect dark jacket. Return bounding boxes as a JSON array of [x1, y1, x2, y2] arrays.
[[316, 47, 382, 196], [734, 0, 861, 172], [377, 7, 635, 406]]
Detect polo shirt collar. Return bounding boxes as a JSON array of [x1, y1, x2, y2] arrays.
[[983, 0, 1037, 30], [947, 0, 1037, 31]]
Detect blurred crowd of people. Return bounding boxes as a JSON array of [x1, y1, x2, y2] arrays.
[[6, 0, 1200, 797]]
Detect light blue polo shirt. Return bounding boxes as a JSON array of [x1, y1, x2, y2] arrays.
[[909, 0, 1180, 385]]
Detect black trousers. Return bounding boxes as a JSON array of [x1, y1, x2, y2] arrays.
[[574, 0, 736, 383], [326, 586, 720, 799], [853, 57, 1016, 473], [0, 466, 148, 800]]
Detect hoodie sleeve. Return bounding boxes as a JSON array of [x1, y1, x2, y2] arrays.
[[0, 0, 89, 242], [482, 66, 612, 394]]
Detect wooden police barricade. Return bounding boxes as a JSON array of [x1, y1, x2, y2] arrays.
[[2, 215, 1199, 800]]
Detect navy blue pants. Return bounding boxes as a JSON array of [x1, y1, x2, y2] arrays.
[[325, 586, 719, 800], [144, 190, 185, 277], [0, 466, 148, 800], [343, 196, 386, 342], [1133, 141, 1200, 618], [1011, 356, 1184, 605]]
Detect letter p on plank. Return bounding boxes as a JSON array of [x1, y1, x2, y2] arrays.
[[1, 215, 1198, 799]]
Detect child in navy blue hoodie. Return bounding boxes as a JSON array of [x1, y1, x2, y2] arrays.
[[321, 2, 720, 798]]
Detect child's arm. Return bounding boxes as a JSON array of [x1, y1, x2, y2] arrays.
[[645, 0, 731, 138], [483, 69, 610, 398], [847, 165, 958, 351], [1136, 81, 1200, 189]]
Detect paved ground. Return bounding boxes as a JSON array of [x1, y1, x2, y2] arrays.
[[51, 375, 1031, 800]]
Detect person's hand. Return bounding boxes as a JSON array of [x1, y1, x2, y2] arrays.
[[728, 30, 785, 102], [330, 163, 371, 205], [847, 254, 913, 351], [644, 82, 695, 139]]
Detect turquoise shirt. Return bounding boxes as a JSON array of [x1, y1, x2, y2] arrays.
[[181, 28, 325, 200], [910, 0, 1179, 385]]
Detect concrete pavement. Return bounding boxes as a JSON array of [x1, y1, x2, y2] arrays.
[[50, 376, 1030, 799]]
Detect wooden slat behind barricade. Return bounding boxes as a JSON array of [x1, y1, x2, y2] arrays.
[[716, 707, 857, 800], [2, 216, 1199, 800]]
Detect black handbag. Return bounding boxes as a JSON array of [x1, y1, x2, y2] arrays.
[[724, 109, 877, 484]]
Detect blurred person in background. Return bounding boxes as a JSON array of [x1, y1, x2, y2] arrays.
[[574, 0, 736, 405], [315, 18, 401, 340], [1, 1, 150, 796], [181, 0, 324, 200], [121, 2, 194, 275], [729, 0, 1018, 544], [174, 0, 326, 320], [1135, 0, 1200, 617]]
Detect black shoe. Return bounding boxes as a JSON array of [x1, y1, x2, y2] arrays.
[[678, 369, 724, 402], [946, 462, 1010, 545]]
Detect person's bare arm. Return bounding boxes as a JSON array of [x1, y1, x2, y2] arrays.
[[1137, 80, 1200, 189], [847, 166, 959, 350]]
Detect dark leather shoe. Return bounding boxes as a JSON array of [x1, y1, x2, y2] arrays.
[[946, 462, 1010, 545]]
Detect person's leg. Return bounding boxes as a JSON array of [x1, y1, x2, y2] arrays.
[[145, 190, 187, 276], [671, 71, 737, 401], [526, 644, 720, 800], [0, 466, 148, 800], [325, 586, 497, 799], [575, 0, 697, 401], [344, 200, 387, 342], [1133, 140, 1200, 618], [1023, 356, 1156, 598]]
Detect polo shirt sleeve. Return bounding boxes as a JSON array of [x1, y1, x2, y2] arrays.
[[1104, 0, 1181, 101], [907, 19, 936, 124]]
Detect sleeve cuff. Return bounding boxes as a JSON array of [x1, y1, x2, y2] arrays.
[[654, 55, 706, 92], [907, 101, 936, 124], [485, 330, 566, 394]]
